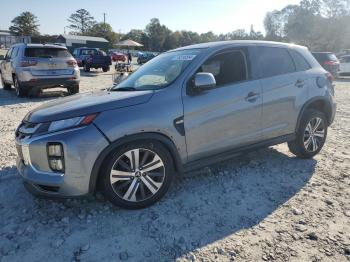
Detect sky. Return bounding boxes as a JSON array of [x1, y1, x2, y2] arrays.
[[0, 0, 301, 35]]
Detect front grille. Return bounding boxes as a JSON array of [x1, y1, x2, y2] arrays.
[[36, 185, 60, 193]]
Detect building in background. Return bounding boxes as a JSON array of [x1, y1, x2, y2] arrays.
[[56, 34, 109, 52], [0, 30, 31, 48]]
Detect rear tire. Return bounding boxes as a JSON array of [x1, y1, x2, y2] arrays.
[[68, 85, 79, 95], [1, 73, 11, 90], [102, 66, 110, 72], [101, 140, 175, 209], [84, 64, 90, 72], [288, 109, 328, 159], [14, 76, 27, 97]]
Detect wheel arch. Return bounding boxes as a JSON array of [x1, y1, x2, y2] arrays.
[[88, 132, 183, 194], [296, 97, 333, 132]]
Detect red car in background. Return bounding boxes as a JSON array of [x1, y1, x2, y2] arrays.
[[111, 52, 126, 62]]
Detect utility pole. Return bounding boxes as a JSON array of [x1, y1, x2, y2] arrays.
[[103, 13, 106, 36]]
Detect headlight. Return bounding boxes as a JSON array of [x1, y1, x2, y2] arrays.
[[48, 114, 98, 133]]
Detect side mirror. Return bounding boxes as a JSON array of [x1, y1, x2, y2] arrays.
[[0, 55, 4, 60], [194, 72, 216, 91]]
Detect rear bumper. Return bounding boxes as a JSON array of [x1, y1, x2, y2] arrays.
[[20, 78, 79, 89]]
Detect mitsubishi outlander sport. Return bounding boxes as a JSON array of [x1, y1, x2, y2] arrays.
[[15, 41, 336, 209]]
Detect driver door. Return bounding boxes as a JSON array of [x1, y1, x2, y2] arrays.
[[183, 48, 263, 161]]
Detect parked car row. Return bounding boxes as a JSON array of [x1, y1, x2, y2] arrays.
[[312, 51, 350, 77], [137, 53, 156, 64]]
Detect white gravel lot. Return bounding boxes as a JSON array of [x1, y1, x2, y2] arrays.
[[0, 70, 349, 262]]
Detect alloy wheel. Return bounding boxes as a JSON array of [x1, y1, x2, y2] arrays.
[[303, 117, 325, 152], [109, 148, 165, 202]]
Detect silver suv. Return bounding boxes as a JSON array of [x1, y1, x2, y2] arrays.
[[0, 44, 80, 97], [15, 41, 336, 209]]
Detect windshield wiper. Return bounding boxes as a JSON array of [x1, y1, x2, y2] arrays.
[[111, 87, 137, 91]]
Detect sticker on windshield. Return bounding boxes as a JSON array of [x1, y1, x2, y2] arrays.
[[172, 55, 197, 61]]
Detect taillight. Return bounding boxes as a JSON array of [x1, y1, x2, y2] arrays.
[[20, 60, 37, 67], [66, 59, 77, 67], [326, 72, 334, 83], [324, 60, 338, 65]]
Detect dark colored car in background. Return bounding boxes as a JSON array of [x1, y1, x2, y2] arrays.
[[137, 53, 156, 64], [111, 52, 126, 62], [72, 48, 112, 72], [312, 52, 340, 78]]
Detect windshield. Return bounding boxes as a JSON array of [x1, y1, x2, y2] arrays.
[[112, 49, 202, 91]]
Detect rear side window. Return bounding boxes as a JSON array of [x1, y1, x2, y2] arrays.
[[5, 48, 13, 59], [290, 50, 311, 72], [81, 49, 97, 55], [11, 47, 19, 59], [24, 48, 71, 58], [257, 47, 295, 78], [199, 50, 248, 86]]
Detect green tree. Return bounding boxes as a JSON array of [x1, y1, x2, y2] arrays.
[[121, 29, 144, 43], [144, 18, 171, 51], [89, 22, 121, 46], [9, 11, 40, 36], [67, 9, 96, 35]]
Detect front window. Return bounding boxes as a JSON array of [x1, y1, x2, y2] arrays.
[[112, 49, 202, 91]]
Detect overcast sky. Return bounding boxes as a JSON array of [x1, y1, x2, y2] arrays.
[[0, 0, 301, 35]]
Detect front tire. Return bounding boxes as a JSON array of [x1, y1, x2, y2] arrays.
[[101, 141, 175, 209], [84, 64, 90, 72], [102, 66, 110, 72], [68, 85, 79, 95], [288, 109, 328, 159]]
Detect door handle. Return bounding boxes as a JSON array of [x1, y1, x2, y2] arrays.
[[245, 91, 260, 102], [295, 79, 305, 88]]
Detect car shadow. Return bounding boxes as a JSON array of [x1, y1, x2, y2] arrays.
[[0, 87, 69, 107], [1, 146, 316, 260]]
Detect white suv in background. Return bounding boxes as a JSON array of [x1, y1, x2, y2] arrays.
[[339, 55, 350, 76], [0, 43, 80, 97]]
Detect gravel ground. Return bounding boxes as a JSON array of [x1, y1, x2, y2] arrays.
[[0, 71, 349, 262]]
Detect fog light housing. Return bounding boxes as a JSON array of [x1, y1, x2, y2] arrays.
[[47, 143, 64, 172]]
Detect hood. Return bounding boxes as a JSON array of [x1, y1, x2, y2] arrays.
[[25, 90, 154, 123]]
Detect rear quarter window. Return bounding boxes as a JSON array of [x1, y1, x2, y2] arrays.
[[257, 46, 296, 78], [24, 48, 71, 58], [289, 50, 311, 72]]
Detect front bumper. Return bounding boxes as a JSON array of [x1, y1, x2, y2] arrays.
[[16, 124, 109, 197]]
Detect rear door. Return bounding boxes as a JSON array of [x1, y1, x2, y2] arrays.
[[255, 46, 309, 139], [183, 47, 263, 161]]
